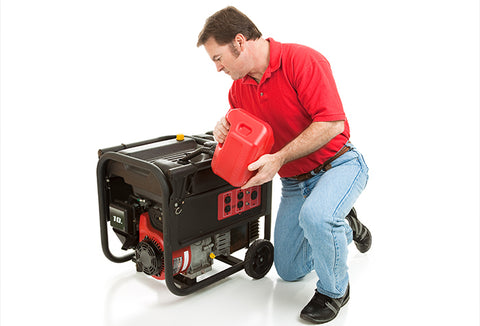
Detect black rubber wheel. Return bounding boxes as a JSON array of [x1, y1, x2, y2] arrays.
[[244, 239, 274, 279]]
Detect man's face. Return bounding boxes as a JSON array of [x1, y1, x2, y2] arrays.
[[203, 37, 248, 80]]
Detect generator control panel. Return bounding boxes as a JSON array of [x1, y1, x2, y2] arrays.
[[217, 185, 261, 220]]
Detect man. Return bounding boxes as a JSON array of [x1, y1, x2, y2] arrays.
[[197, 7, 372, 324]]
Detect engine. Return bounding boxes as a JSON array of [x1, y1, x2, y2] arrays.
[[133, 211, 231, 280]]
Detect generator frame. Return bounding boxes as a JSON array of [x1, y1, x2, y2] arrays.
[[97, 135, 273, 296]]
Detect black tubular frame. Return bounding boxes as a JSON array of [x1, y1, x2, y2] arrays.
[[97, 144, 272, 296]]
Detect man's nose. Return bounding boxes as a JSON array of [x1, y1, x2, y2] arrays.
[[215, 61, 223, 72]]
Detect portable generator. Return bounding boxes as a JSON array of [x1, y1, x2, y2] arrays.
[[97, 133, 274, 295]]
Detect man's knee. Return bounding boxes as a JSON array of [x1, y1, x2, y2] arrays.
[[274, 246, 310, 282], [274, 260, 306, 282]]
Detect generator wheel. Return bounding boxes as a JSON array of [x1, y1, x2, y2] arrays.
[[244, 239, 274, 279]]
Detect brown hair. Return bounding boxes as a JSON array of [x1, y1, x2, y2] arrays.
[[197, 6, 262, 47]]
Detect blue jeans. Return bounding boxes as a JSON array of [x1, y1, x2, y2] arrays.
[[274, 146, 369, 298]]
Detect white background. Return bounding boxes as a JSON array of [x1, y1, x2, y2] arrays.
[[1, 1, 478, 325]]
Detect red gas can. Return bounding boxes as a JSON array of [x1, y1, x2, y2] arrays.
[[212, 108, 274, 187]]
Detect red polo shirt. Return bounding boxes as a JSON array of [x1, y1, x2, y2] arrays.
[[228, 38, 350, 178]]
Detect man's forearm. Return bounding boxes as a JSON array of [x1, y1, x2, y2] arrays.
[[274, 120, 345, 166], [241, 120, 344, 189]]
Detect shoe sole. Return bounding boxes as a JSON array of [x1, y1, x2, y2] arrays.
[[346, 208, 372, 253], [355, 228, 372, 253]]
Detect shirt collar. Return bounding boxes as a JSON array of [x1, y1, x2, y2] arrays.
[[242, 37, 282, 85]]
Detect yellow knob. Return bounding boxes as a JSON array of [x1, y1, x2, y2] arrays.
[[209, 253, 216, 259], [176, 134, 184, 141]]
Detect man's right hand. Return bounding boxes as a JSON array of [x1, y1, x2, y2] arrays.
[[213, 116, 230, 144]]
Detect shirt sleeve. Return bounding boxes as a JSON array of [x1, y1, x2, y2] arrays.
[[228, 87, 237, 109], [291, 49, 346, 122]]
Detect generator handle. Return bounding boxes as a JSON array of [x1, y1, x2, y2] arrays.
[[97, 135, 177, 158], [96, 151, 171, 263]]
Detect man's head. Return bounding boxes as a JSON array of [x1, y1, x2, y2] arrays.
[[197, 7, 266, 81], [197, 6, 262, 48]]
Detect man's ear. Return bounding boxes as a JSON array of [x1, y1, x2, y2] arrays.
[[234, 33, 247, 51]]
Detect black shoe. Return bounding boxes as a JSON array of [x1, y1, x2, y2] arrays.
[[300, 284, 350, 324], [345, 207, 372, 253]]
